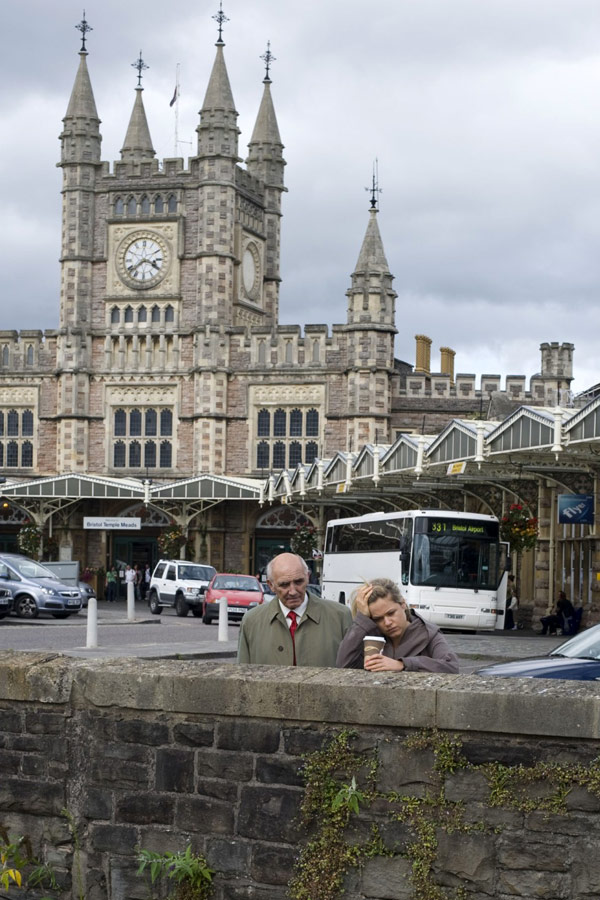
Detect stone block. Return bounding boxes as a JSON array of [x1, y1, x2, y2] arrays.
[[497, 837, 568, 871], [155, 748, 194, 793], [565, 785, 600, 812], [0, 750, 21, 775], [444, 769, 490, 804], [497, 869, 569, 897], [116, 792, 175, 825], [196, 749, 254, 782], [282, 727, 332, 755], [81, 787, 113, 821], [217, 720, 280, 753], [250, 843, 297, 885], [206, 837, 251, 875], [360, 856, 413, 899], [196, 778, 239, 802], [376, 744, 437, 794], [435, 830, 495, 890], [89, 824, 138, 854], [173, 722, 214, 747], [0, 777, 64, 815], [237, 785, 303, 842], [255, 755, 304, 787], [0, 709, 22, 732], [115, 718, 169, 745], [176, 796, 234, 835], [25, 711, 66, 734]]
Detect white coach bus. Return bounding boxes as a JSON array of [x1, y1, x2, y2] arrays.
[[322, 509, 509, 631]]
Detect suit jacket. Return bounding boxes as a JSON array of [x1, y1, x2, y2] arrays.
[[237, 592, 353, 667]]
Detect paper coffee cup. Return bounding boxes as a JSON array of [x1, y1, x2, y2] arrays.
[[363, 635, 386, 659]]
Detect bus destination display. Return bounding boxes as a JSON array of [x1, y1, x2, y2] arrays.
[[420, 519, 498, 538]]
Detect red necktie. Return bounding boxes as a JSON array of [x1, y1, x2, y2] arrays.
[[287, 611, 298, 666]]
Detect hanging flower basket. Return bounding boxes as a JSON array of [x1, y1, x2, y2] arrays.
[[17, 524, 42, 560], [500, 504, 538, 553], [290, 523, 319, 560], [157, 526, 186, 559]]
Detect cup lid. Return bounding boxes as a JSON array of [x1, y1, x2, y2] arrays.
[[362, 635, 386, 643]]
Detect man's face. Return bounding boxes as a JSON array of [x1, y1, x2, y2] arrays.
[[267, 554, 309, 610]]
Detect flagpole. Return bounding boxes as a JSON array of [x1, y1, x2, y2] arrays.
[[173, 63, 180, 156]]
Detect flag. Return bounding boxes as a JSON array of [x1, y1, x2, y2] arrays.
[[169, 85, 178, 107]]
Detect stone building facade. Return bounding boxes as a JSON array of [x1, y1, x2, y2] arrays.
[[0, 21, 577, 576]]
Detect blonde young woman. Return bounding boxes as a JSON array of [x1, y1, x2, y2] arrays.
[[336, 578, 459, 673]]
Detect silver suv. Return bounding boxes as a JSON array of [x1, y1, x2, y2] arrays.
[[0, 553, 82, 619], [148, 560, 216, 617]]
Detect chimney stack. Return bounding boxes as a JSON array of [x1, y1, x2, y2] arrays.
[[414, 334, 432, 374]]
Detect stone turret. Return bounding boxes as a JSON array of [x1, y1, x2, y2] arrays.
[[196, 42, 240, 163], [246, 61, 286, 325], [346, 207, 397, 332]]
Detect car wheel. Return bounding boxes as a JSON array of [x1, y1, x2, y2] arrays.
[[175, 595, 189, 617], [202, 611, 213, 625], [191, 608, 202, 618], [52, 612, 70, 619], [148, 592, 162, 615], [15, 595, 39, 619]]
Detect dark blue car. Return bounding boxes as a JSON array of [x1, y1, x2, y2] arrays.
[[476, 626, 600, 681]]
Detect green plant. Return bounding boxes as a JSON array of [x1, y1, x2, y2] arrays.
[[63, 808, 84, 900], [17, 523, 42, 559], [136, 845, 214, 900], [0, 826, 58, 896], [500, 504, 538, 553], [157, 526, 187, 559], [289, 523, 318, 560], [332, 776, 365, 815]]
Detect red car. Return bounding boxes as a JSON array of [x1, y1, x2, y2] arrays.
[[202, 573, 266, 625]]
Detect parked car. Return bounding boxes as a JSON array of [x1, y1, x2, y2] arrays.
[[0, 586, 12, 619], [476, 624, 600, 681], [148, 560, 216, 617], [202, 573, 265, 624], [0, 553, 82, 619], [79, 581, 97, 608]]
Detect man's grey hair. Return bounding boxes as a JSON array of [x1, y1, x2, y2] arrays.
[[266, 553, 309, 582]]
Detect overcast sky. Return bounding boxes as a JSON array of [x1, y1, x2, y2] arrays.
[[2, 0, 600, 393]]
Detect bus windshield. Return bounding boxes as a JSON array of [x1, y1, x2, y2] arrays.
[[411, 518, 500, 590]]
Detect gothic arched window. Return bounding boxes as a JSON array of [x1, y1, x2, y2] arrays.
[[26, 345, 34, 365], [151, 305, 161, 323], [167, 194, 177, 214], [111, 307, 120, 325], [285, 342, 293, 363], [114, 409, 127, 437], [113, 441, 126, 467], [165, 305, 174, 323], [305, 442, 318, 464], [306, 409, 319, 437], [160, 409, 173, 436], [312, 340, 320, 363], [290, 409, 302, 437], [130, 409, 142, 436], [6, 441, 18, 466], [159, 441, 172, 467], [258, 341, 266, 365], [21, 441, 33, 468], [115, 197, 124, 215], [0, 413, 4, 436], [289, 441, 302, 467], [124, 306, 134, 323], [257, 441, 269, 469], [7, 411, 18, 436], [1, 346, 8, 366], [141, 195, 150, 214], [154, 195, 164, 214], [144, 441, 157, 468], [145, 409, 157, 436], [22, 410, 33, 436], [129, 441, 141, 467], [257, 409, 270, 437], [138, 305, 147, 323], [273, 409, 286, 437], [127, 196, 137, 216], [273, 441, 285, 469]]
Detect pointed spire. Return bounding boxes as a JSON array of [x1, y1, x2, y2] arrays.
[[196, 39, 240, 159], [65, 51, 99, 120], [201, 43, 237, 115], [354, 208, 390, 274], [121, 88, 155, 160], [249, 78, 282, 147], [246, 42, 285, 183]]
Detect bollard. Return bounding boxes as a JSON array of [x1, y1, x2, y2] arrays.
[[126, 580, 135, 621], [217, 596, 229, 642], [86, 595, 98, 648]]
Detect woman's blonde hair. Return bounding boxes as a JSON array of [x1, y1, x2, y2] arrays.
[[351, 577, 411, 621]]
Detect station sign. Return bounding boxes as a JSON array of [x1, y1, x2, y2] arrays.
[[83, 517, 141, 530], [557, 495, 594, 525]]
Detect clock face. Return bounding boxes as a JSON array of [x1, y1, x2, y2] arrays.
[[118, 232, 168, 289], [242, 245, 260, 299]]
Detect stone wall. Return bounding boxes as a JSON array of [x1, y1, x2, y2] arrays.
[[1, 652, 599, 900]]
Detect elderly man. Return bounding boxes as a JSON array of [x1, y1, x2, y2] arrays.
[[237, 552, 352, 666]]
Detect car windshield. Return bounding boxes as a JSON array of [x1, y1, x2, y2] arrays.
[[178, 565, 216, 581], [10, 559, 58, 580], [550, 627, 600, 660], [213, 576, 260, 591]]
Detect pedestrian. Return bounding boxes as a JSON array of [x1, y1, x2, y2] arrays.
[[540, 591, 575, 635], [336, 579, 459, 673], [504, 575, 518, 630], [105, 566, 118, 603], [124, 564, 137, 600], [141, 563, 151, 600], [237, 552, 352, 666]]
